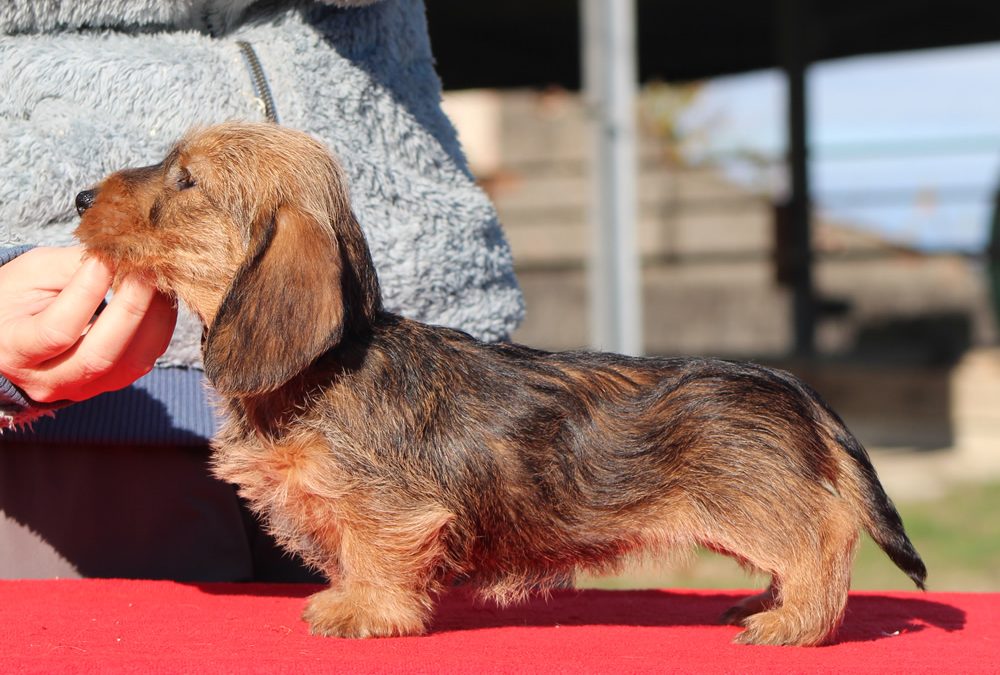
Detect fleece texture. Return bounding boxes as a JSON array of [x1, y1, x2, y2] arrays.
[[0, 0, 524, 372]]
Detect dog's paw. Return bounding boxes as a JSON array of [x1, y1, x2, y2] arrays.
[[720, 586, 778, 626], [719, 605, 750, 626], [731, 609, 831, 647], [303, 587, 428, 638]]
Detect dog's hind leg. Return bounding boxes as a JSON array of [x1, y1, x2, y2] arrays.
[[727, 504, 858, 646], [303, 505, 455, 638]]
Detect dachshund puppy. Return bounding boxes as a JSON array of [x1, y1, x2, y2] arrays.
[[75, 122, 926, 646]]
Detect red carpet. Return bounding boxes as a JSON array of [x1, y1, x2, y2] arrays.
[[0, 580, 993, 673]]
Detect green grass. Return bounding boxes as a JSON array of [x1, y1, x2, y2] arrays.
[[578, 480, 1000, 593]]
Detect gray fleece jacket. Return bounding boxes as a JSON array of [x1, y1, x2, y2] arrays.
[[0, 0, 523, 437]]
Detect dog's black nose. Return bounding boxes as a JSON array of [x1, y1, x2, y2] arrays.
[[75, 189, 97, 215]]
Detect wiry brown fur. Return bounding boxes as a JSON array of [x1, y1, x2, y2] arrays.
[[74, 122, 926, 646]]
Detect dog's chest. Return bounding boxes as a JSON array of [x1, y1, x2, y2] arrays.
[[211, 428, 347, 570]]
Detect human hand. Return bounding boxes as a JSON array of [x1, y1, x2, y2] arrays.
[[0, 246, 177, 403]]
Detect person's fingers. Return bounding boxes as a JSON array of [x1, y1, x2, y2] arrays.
[[5, 257, 112, 367], [133, 291, 178, 363], [21, 246, 90, 293], [66, 292, 178, 401], [32, 276, 157, 397], [0, 247, 177, 402]]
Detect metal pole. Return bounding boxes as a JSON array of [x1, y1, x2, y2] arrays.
[[582, 0, 642, 356], [778, 0, 816, 356]]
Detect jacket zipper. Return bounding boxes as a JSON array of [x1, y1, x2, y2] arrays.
[[236, 41, 280, 124]]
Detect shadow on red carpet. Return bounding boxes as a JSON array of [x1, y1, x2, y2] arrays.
[[189, 582, 965, 646]]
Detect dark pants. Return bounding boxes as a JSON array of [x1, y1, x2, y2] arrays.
[[0, 442, 323, 583]]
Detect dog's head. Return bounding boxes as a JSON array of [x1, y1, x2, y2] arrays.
[[75, 122, 382, 397]]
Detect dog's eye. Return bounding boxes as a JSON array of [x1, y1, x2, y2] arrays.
[[176, 167, 196, 191]]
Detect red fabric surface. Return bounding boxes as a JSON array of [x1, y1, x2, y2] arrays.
[[0, 580, 994, 673]]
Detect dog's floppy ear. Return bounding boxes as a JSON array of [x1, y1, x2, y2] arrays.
[[204, 204, 346, 396]]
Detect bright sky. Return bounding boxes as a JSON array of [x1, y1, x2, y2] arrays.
[[678, 41, 1000, 251]]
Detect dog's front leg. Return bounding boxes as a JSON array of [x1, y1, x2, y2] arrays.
[[303, 504, 456, 638]]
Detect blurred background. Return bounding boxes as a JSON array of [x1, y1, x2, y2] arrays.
[[424, 0, 1000, 591]]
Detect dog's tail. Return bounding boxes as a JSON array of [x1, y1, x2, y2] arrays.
[[831, 425, 927, 589], [768, 366, 927, 589], [790, 377, 928, 590]]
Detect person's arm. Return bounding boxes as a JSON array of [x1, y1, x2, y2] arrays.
[[0, 246, 177, 429], [0, 245, 38, 427]]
